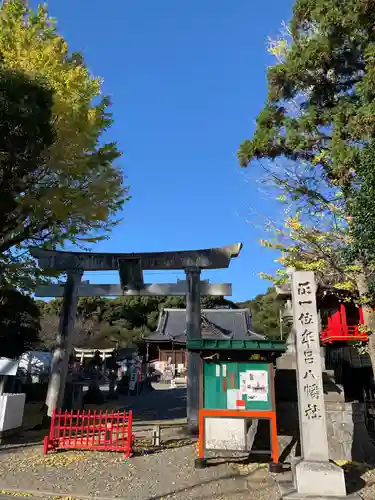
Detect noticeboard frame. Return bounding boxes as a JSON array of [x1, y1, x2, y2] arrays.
[[196, 363, 279, 468]]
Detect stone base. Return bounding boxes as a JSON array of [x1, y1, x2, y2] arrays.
[[294, 460, 346, 497], [281, 491, 361, 499], [277, 473, 361, 499]]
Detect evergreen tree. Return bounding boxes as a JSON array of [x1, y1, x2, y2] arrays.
[[238, 0, 375, 368]]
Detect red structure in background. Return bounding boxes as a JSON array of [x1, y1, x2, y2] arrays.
[[43, 409, 134, 458], [320, 303, 369, 344]]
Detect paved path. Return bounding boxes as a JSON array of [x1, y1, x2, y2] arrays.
[[118, 383, 187, 422]]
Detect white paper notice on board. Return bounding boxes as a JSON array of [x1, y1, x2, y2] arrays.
[[227, 389, 243, 409], [244, 370, 268, 402], [240, 372, 247, 393], [222, 364, 227, 377], [215, 365, 220, 377]]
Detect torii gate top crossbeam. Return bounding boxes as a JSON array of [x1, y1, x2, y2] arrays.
[[30, 243, 242, 271]]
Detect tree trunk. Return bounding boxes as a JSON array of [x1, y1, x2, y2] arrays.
[[355, 262, 375, 375]]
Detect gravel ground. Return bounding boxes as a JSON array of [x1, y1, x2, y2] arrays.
[[2, 432, 375, 499], [0, 443, 280, 500], [342, 463, 375, 499], [2, 384, 278, 500], [7, 384, 375, 499]]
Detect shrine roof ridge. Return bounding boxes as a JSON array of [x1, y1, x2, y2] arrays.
[[30, 243, 242, 271]]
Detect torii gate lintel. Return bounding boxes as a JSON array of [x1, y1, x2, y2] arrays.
[[30, 243, 242, 273]]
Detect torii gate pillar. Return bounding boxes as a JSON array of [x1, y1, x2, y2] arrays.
[[45, 269, 83, 414], [185, 268, 201, 430]]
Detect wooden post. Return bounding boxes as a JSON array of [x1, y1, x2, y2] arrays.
[[172, 342, 176, 375], [46, 268, 83, 416], [152, 424, 161, 446], [186, 267, 201, 431], [340, 303, 348, 335]]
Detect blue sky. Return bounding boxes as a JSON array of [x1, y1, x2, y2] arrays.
[[45, 0, 293, 302]]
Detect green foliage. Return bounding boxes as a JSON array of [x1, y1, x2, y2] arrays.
[[258, 214, 359, 292], [0, 66, 55, 289], [239, 0, 375, 179], [77, 297, 107, 320], [238, 0, 375, 299], [237, 287, 285, 339], [37, 290, 287, 349], [0, 0, 127, 288], [37, 295, 238, 349], [37, 299, 62, 317], [348, 140, 375, 262], [0, 289, 40, 358]]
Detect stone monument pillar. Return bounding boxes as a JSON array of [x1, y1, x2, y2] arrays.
[[282, 270, 357, 499], [46, 268, 83, 416], [185, 267, 201, 431]]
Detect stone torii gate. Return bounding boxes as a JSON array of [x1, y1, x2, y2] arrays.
[[31, 243, 242, 426]]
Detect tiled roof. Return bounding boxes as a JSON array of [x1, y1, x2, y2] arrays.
[[145, 308, 264, 343]]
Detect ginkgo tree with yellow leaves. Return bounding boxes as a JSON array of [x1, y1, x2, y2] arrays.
[[238, 0, 375, 370], [258, 211, 374, 299], [0, 0, 127, 289]]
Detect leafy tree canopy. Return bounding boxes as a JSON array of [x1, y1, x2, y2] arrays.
[[237, 0, 375, 364], [237, 0, 375, 290], [0, 56, 61, 357], [36, 292, 287, 349], [0, 0, 127, 289], [237, 287, 286, 339], [348, 141, 375, 262], [0, 289, 40, 358], [239, 0, 375, 178], [0, 63, 55, 289], [36, 295, 241, 349]]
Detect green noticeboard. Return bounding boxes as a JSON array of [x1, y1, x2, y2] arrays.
[[203, 361, 273, 411]]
